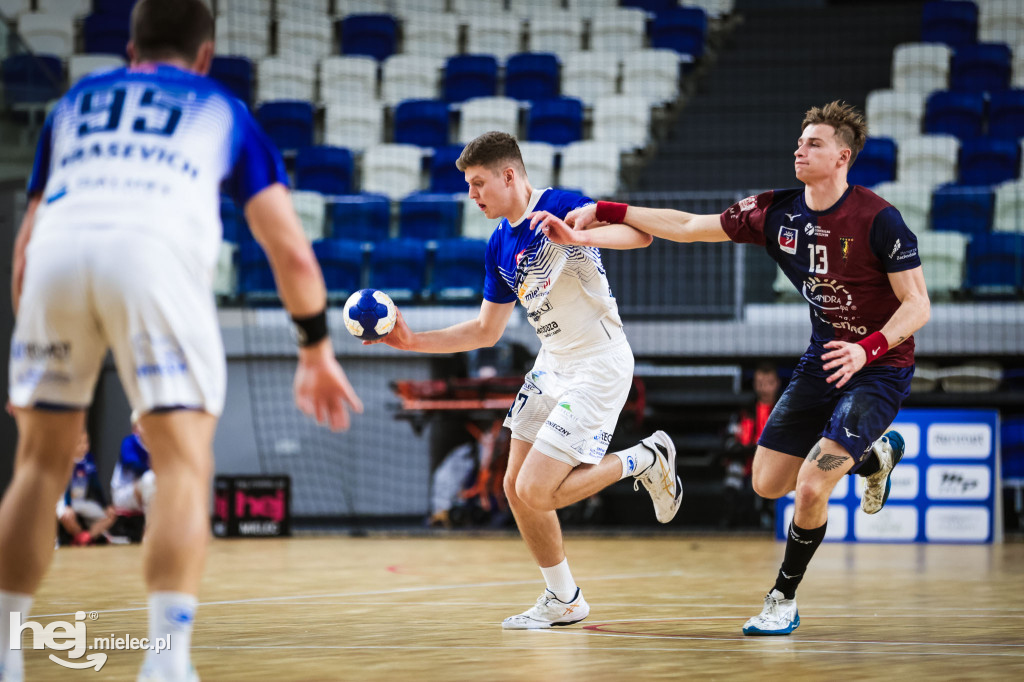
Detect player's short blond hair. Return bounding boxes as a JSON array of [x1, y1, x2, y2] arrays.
[[802, 101, 867, 165], [455, 131, 526, 176]]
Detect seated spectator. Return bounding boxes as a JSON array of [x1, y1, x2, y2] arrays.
[[110, 413, 155, 543], [722, 363, 781, 529], [57, 432, 117, 546]]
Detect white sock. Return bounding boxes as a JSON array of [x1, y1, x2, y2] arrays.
[[142, 591, 197, 678], [612, 443, 656, 480], [0, 590, 33, 678], [540, 559, 578, 603]]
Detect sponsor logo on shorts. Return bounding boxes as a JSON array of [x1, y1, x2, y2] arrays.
[[593, 431, 612, 444], [558, 401, 572, 413], [545, 420, 571, 438], [11, 341, 71, 361]]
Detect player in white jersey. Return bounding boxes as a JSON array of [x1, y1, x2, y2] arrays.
[[368, 132, 683, 629], [0, 3, 362, 681]]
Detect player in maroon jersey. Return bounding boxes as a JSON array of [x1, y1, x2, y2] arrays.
[[529, 101, 931, 635]]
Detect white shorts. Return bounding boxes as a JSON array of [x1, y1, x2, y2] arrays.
[[503, 337, 634, 466], [9, 228, 226, 416]]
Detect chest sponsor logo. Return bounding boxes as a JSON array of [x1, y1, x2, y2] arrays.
[[803, 222, 831, 238], [527, 299, 553, 322], [779, 227, 798, 254], [926, 423, 991, 459], [801, 277, 853, 311], [926, 465, 990, 500]]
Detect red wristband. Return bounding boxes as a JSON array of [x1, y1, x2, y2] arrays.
[[595, 201, 628, 224], [856, 331, 889, 364]]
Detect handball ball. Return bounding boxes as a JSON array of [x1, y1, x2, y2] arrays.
[[343, 289, 397, 341]]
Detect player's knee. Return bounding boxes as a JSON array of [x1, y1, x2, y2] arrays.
[[794, 477, 829, 510], [514, 479, 554, 512], [751, 471, 789, 499]]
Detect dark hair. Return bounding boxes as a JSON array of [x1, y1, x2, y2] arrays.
[[131, 0, 215, 63], [456, 131, 526, 175], [801, 100, 867, 166], [754, 362, 777, 376]]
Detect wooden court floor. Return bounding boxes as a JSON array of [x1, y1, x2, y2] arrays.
[[23, 534, 1024, 681]]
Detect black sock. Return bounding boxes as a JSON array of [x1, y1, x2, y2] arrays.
[[857, 451, 881, 476], [772, 521, 827, 599]]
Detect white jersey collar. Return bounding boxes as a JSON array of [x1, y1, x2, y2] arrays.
[[509, 188, 546, 228]]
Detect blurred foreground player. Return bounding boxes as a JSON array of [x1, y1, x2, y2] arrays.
[[368, 132, 681, 629], [0, 2, 362, 680], [534, 101, 930, 635]]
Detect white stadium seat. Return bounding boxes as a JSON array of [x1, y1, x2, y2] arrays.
[[392, 0, 448, 18], [593, 95, 651, 151], [461, 196, 496, 239], [622, 49, 682, 105], [218, 0, 271, 16], [457, 96, 521, 144], [896, 135, 959, 185], [994, 181, 1024, 233], [381, 54, 443, 106], [325, 102, 385, 151], [465, 15, 524, 63], [873, 181, 933, 235], [526, 11, 584, 57], [560, 141, 621, 198], [276, 0, 331, 19], [277, 17, 334, 61], [37, 0, 91, 18], [891, 43, 952, 93], [214, 242, 238, 298], [565, 0, 619, 11], [320, 56, 378, 104], [591, 8, 647, 54], [518, 141, 557, 189], [362, 144, 426, 200], [452, 0, 506, 14], [917, 231, 968, 297], [291, 190, 327, 242], [401, 14, 460, 60], [561, 51, 620, 106], [866, 89, 926, 140], [1014, 45, 1024, 88], [257, 57, 317, 104], [215, 12, 270, 60], [978, 0, 1024, 45], [0, 0, 32, 19], [18, 13, 74, 59]]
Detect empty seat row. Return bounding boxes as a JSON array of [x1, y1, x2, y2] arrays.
[[892, 41, 1024, 93], [221, 237, 489, 303], [215, 6, 708, 63], [922, 0, 1024, 48], [873, 179, 1024, 235], [847, 134, 1020, 187], [867, 88, 1024, 140]]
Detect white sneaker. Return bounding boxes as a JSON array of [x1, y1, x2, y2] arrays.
[[502, 588, 590, 629], [743, 589, 800, 635], [137, 664, 199, 682], [861, 430, 905, 515], [634, 431, 683, 523]]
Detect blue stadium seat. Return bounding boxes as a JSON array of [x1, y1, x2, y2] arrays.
[[83, 13, 131, 56], [1, 55, 63, 105], [209, 56, 253, 107], [924, 90, 985, 139], [650, 7, 708, 59], [430, 238, 487, 301], [255, 101, 314, 153], [369, 238, 428, 300], [950, 43, 1012, 93], [295, 146, 354, 196], [921, 0, 978, 48], [930, 184, 994, 235], [238, 241, 277, 299], [393, 99, 450, 148], [505, 53, 560, 103], [326, 193, 391, 242], [93, 0, 136, 16], [399, 194, 461, 240], [989, 90, 1024, 140], [622, 0, 678, 11], [220, 196, 249, 244], [959, 137, 1020, 185], [526, 97, 584, 145], [443, 55, 499, 103], [339, 14, 397, 61], [312, 238, 363, 298], [848, 137, 896, 188], [430, 145, 469, 193], [1003, 418, 1024, 479], [965, 233, 1024, 291]]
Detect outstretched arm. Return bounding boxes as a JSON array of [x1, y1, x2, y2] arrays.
[[565, 202, 732, 244], [527, 210, 652, 249], [367, 299, 517, 353], [821, 266, 930, 388]]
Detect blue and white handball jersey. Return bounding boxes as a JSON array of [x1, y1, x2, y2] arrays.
[[483, 188, 625, 354], [27, 63, 287, 280]]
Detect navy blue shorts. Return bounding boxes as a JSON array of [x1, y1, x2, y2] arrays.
[[757, 363, 914, 473]]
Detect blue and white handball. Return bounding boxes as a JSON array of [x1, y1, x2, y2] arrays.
[[343, 289, 397, 341]]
